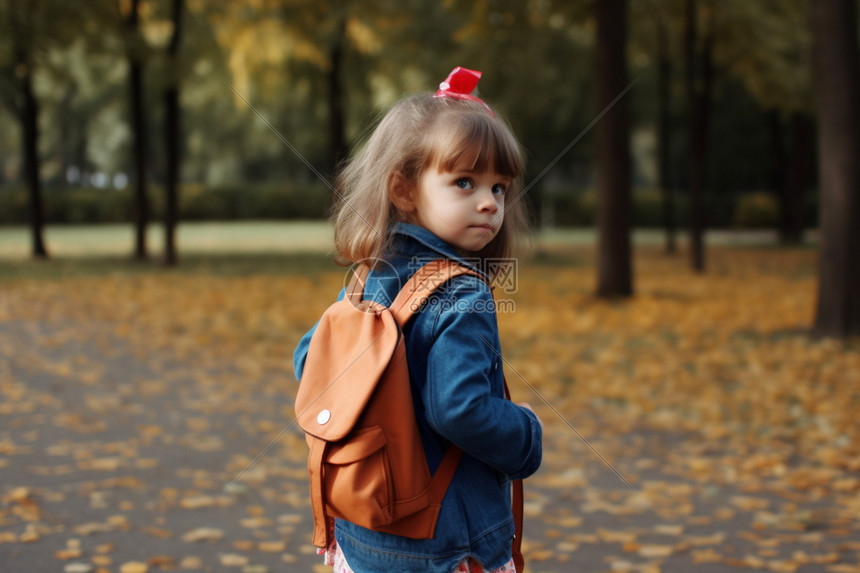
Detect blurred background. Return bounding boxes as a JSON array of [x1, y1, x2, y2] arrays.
[[0, 0, 821, 234], [1, 0, 859, 335]]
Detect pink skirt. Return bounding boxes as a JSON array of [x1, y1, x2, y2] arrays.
[[319, 540, 517, 573]]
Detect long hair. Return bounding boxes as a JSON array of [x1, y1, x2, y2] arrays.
[[332, 93, 529, 274]]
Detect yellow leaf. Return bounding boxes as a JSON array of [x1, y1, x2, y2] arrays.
[[638, 544, 675, 558], [218, 553, 248, 566]]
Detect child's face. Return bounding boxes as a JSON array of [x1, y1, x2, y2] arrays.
[[411, 159, 510, 253]]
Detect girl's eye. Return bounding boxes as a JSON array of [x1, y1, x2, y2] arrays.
[[455, 178, 474, 190], [492, 183, 507, 195]]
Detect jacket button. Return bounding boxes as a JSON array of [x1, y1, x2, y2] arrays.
[[317, 409, 331, 425]]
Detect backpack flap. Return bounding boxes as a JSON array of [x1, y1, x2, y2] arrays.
[[295, 299, 401, 442]]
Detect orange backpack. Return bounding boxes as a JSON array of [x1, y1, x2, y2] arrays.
[[295, 259, 524, 569]]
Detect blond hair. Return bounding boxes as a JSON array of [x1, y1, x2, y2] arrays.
[[332, 93, 529, 273]]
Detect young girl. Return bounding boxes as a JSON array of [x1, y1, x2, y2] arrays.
[[293, 67, 543, 573]]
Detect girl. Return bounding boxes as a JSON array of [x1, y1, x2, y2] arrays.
[[293, 67, 543, 573]]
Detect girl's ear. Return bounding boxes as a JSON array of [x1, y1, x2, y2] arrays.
[[388, 170, 416, 213]]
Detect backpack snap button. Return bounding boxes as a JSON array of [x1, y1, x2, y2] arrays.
[[317, 409, 331, 425]]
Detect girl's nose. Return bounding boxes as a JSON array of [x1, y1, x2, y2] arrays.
[[477, 189, 499, 213]]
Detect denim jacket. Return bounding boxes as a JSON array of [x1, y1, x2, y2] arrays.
[[293, 223, 543, 572]]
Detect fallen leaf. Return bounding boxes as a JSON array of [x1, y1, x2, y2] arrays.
[[64, 564, 94, 573], [218, 553, 249, 566], [258, 541, 285, 552], [147, 555, 175, 568], [55, 549, 83, 560], [638, 544, 675, 558], [182, 527, 224, 543], [179, 556, 203, 569]]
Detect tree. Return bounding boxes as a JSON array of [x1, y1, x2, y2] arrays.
[[595, 0, 633, 297], [780, 112, 813, 243], [163, 0, 183, 266], [654, 5, 678, 254], [208, 0, 391, 188], [712, 1, 814, 246], [122, 0, 150, 260], [768, 109, 813, 245], [811, 0, 860, 338], [326, 13, 347, 178], [684, 0, 713, 273], [0, 0, 49, 258]]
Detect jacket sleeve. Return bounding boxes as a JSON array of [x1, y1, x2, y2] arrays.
[[292, 326, 313, 382], [422, 278, 542, 481]]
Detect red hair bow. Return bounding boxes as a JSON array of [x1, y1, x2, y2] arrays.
[[434, 67, 494, 115]]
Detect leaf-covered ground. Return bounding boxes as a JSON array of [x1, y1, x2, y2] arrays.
[[1, 245, 859, 573]]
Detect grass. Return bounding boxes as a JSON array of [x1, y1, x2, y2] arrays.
[[0, 221, 340, 280], [0, 221, 335, 258], [0, 221, 815, 281]]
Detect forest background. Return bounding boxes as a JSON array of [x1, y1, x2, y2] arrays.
[[0, 0, 819, 233]]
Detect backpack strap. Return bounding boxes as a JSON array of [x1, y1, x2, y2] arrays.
[[346, 260, 481, 320], [511, 478, 525, 572], [428, 442, 463, 500], [388, 260, 480, 509], [345, 264, 370, 305], [389, 259, 482, 326], [308, 438, 331, 547], [504, 380, 525, 573]]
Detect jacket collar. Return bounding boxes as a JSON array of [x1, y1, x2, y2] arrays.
[[389, 222, 491, 283]]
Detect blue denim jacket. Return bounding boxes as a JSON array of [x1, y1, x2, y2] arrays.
[[293, 223, 542, 572]]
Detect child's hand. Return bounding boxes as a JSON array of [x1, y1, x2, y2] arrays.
[[518, 402, 543, 430]]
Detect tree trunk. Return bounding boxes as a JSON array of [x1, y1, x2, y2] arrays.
[[164, 85, 179, 265], [781, 112, 813, 244], [811, 0, 860, 338], [595, 0, 633, 298], [9, 0, 48, 258], [21, 67, 48, 259], [770, 111, 811, 245], [656, 15, 677, 255], [768, 110, 787, 236], [327, 17, 347, 180], [685, 0, 712, 273], [127, 0, 149, 260], [163, 0, 183, 266]]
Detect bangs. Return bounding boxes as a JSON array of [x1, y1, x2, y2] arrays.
[[426, 111, 523, 178]]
